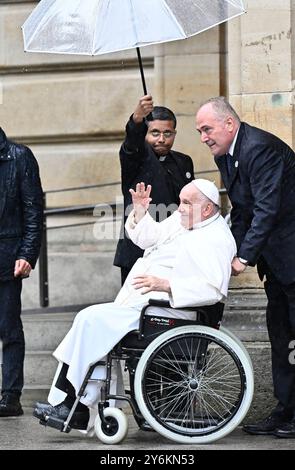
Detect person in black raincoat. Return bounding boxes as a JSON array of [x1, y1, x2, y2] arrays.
[[0, 127, 43, 417]]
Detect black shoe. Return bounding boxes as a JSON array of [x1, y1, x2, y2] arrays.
[[243, 414, 289, 435], [273, 418, 295, 438], [243, 402, 293, 435], [0, 395, 23, 417], [33, 401, 89, 430], [33, 401, 53, 420]]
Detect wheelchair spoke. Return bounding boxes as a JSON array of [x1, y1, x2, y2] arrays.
[[141, 331, 246, 436]]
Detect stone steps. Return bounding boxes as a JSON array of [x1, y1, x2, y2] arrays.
[[223, 290, 268, 341], [22, 251, 121, 310], [20, 310, 77, 406], [223, 309, 268, 341], [22, 312, 77, 350]]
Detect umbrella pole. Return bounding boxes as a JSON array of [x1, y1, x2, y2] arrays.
[[136, 47, 147, 95]]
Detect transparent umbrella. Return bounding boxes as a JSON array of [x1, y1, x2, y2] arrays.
[[22, 0, 246, 94]]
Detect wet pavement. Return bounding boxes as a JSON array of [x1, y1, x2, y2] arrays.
[[0, 408, 294, 452]]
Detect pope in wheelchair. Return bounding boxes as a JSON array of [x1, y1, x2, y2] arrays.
[[33, 179, 254, 444]]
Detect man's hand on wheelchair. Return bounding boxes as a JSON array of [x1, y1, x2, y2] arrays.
[[231, 256, 247, 276], [129, 182, 152, 223], [132, 274, 171, 294]]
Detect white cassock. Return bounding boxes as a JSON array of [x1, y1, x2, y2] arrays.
[[48, 210, 236, 408]]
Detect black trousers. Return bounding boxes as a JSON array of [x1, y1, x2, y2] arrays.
[[0, 278, 24, 398], [55, 363, 75, 397], [264, 267, 295, 410]]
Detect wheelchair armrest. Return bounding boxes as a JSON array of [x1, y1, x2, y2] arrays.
[[147, 299, 200, 311], [148, 299, 171, 308], [138, 300, 170, 339], [138, 299, 203, 339], [138, 300, 224, 337], [148, 298, 203, 312]]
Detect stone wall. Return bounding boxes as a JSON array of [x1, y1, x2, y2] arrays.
[[0, 1, 294, 296], [228, 0, 294, 145], [0, 0, 223, 209]]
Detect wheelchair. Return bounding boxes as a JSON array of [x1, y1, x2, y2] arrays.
[[45, 299, 254, 445]]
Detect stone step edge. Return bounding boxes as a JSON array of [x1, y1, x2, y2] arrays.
[[24, 341, 271, 356], [23, 385, 51, 390], [21, 309, 267, 321], [25, 350, 53, 355], [22, 308, 267, 315]]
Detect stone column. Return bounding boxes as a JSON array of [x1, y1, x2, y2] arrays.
[[228, 0, 293, 144], [153, 28, 225, 182]]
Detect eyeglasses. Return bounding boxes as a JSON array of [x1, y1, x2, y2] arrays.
[[149, 130, 176, 138]]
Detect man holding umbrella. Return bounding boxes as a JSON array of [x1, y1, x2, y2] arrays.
[[114, 95, 194, 284]]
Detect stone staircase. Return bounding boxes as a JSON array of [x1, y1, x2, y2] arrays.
[[15, 288, 275, 422], [21, 309, 78, 406], [222, 290, 276, 420]]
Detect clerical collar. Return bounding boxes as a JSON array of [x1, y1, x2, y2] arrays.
[[159, 155, 168, 162], [193, 211, 220, 230], [228, 126, 240, 156]]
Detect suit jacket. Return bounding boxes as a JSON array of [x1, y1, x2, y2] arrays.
[[215, 122, 295, 285], [114, 117, 194, 270]]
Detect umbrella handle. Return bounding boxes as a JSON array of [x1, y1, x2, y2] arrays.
[[136, 47, 147, 95]]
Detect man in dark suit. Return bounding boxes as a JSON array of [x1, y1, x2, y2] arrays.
[[196, 96, 295, 438], [114, 95, 194, 285]]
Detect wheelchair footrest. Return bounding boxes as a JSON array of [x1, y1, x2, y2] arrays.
[[39, 416, 71, 433]]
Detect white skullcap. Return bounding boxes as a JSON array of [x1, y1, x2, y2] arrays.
[[192, 179, 220, 206]]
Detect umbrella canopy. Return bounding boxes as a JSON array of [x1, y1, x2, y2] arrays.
[[22, 0, 245, 55], [22, 0, 245, 92]]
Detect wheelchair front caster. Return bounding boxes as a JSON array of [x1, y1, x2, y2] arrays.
[[94, 408, 128, 444]]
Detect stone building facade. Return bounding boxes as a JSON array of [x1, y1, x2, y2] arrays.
[[0, 0, 294, 302]]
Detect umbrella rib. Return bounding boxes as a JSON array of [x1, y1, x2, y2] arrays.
[[185, 10, 246, 40], [226, 0, 246, 10], [22, 1, 52, 50], [91, 0, 103, 55], [161, 0, 186, 39], [129, 0, 140, 46]]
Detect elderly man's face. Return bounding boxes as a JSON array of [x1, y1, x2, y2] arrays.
[[195, 103, 236, 157], [178, 184, 207, 229], [145, 120, 176, 156]]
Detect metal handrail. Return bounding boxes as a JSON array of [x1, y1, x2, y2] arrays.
[[39, 193, 123, 307], [45, 181, 121, 194]]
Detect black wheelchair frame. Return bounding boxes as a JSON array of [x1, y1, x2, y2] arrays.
[[42, 299, 254, 445]]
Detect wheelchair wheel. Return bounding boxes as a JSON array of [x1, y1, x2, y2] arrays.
[[134, 325, 254, 444], [94, 408, 128, 444], [219, 325, 253, 366]]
